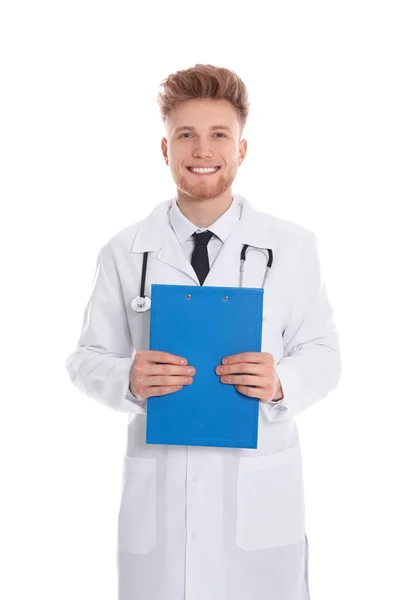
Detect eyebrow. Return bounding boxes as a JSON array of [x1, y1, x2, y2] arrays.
[[174, 125, 232, 134]]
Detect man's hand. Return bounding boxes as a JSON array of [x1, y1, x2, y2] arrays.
[[215, 352, 284, 403], [129, 351, 195, 400]]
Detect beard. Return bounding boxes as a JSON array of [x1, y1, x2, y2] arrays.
[[173, 166, 237, 201]]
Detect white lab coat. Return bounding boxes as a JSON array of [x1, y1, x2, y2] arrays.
[[65, 193, 341, 600]]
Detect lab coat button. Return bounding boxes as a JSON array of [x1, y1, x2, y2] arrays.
[[191, 534, 198, 541], [192, 476, 198, 483]]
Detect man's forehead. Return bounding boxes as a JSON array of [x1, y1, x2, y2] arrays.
[[166, 99, 238, 131]]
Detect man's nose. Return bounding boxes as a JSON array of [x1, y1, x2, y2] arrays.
[[192, 144, 214, 158]]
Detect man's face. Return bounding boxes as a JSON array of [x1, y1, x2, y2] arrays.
[[161, 98, 247, 201]]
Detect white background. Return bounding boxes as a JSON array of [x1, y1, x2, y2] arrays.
[[1, 1, 414, 598]]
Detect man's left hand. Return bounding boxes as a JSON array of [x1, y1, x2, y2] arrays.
[[215, 352, 284, 403]]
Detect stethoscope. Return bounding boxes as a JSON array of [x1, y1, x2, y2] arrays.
[[131, 245, 274, 313]]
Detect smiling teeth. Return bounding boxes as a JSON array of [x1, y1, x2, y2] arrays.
[[189, 167, 219, 173]]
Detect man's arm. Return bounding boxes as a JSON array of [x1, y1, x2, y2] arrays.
[[262, 231, 341, 422], [65, 241, 147, 414]]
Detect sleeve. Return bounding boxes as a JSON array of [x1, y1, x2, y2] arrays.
[[65, 241, 148, 414], [261, 231, 341, 423]]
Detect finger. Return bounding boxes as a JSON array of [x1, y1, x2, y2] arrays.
[[146, 363, 195, 376], [143, 375, 193, 387], [140, 351, 188, 365], [235, 384, 262, 398], [220, 374, 264, 387], [236, 384, 276, 403], [222, 352, 272, 365], [216, 363, 267, 376], [147, 385, 184, 397]]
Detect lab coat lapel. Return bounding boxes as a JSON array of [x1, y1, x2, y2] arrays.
[[130, 199, 199, 284], [157, 228, 199, 284]]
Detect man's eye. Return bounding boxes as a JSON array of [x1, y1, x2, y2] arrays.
[[179, 132, 226, 138]]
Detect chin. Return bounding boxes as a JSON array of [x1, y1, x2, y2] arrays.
[[176, 170, 235, 200]]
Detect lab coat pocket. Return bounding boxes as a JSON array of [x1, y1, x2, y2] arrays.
[[118, 456, 157, 554], [236, 445, 305, 551]]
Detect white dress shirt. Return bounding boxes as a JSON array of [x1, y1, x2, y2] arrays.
[[168, 195, 242, 269]]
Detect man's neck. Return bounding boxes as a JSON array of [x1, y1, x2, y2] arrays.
[[176, 190, 233, 229]]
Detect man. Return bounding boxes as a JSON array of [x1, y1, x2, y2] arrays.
[[65, 63, 341, 600]]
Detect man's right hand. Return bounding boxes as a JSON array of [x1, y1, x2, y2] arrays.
[[129, 351, 195, 400]]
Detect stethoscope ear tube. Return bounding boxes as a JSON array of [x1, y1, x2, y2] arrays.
[[239, 245, 273, 288], [262, 248, 273, 287]]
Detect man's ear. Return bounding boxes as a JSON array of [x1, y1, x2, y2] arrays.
[[161, 137, 168, 162], [239, 138, 248, 164]]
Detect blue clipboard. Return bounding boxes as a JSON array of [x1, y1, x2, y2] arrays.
[[146, 284, 263, 449]]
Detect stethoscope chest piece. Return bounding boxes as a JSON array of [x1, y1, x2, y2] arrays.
[[131, 295, 151, 313]]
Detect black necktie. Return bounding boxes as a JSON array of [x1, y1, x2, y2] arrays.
[[191, 230, 214, 285]]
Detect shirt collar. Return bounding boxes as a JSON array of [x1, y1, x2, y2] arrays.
[[131, 193, 277, 254], [168, 196, 242, 246]]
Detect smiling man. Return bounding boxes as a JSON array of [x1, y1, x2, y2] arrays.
[[66, 63, 341, 600]]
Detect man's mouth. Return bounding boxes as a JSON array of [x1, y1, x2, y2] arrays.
[[187, 166, 221, 176]]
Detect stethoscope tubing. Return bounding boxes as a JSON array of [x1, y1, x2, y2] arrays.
[[131, 245, 273, 313], [239, 244, 273, 289]]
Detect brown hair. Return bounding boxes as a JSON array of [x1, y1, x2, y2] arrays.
[[157, 63, 250, 138]]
